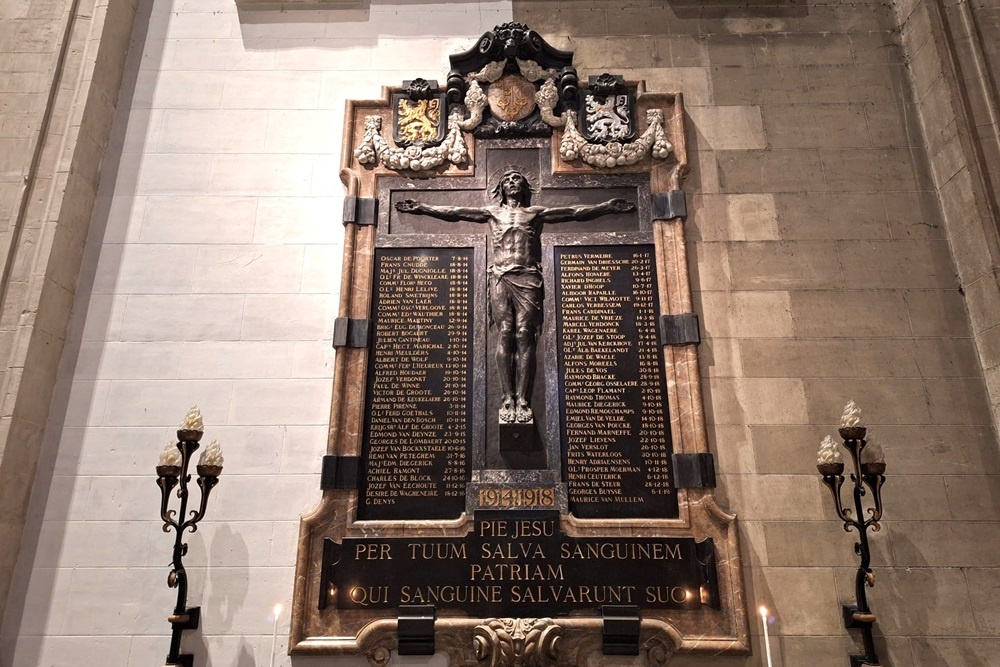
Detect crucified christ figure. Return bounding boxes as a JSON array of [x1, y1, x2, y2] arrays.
[[395, 167, 635, 425]]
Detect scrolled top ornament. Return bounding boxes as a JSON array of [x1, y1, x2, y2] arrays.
[[355, 23, 681, 173]]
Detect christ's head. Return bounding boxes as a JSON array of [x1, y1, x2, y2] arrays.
[[491, 168, 534, 205]]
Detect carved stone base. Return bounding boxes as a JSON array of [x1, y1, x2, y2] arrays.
[[349, 618, 677, 667]]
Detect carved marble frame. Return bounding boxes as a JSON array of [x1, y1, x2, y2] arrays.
[[289, 83, 751, 666]]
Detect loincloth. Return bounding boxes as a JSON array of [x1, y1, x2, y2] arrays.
[[488, 265, 544, 325]]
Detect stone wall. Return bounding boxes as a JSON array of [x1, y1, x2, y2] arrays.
[[512, 0, 1000, 664], [895, 0, 1000, 456], [0, 0, 510, 665], [1, 0, 1000, 665], [0, 0, 138, 630]]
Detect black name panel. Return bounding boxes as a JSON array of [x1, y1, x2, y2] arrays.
[[359, 248, 473, 520], [325, 511, 718, 615], [555, 245, 677, 519]]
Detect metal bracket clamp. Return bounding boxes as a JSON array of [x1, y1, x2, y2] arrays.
[[602, 605, 640, 655], [343, 195, 378, 226], [166, 606, 200, 630], [659, 313, 700, 346], [672, 453, 716, 489], [321, 455, 360, 490], [333, 317, 372, 348], [651, 190, 686, 220], [163, 607, 199, 667], [843, 605, 881, 667], [397, 605, 436, 655]]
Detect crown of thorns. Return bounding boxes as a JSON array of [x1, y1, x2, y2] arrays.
[[490, 166, 536, 200]]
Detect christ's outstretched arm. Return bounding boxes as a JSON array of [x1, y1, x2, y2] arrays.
[[395, 199, 492, 223], [534, 198, 635, 223]]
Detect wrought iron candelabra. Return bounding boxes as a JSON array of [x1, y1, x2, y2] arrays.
[[816, 402, 886, 667], [155, 408, 224, 667]]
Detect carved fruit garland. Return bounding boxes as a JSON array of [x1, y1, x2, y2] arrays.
[[354, 108, 470, 171], [560, 108, 673, 168], [353, 61, 673, 171]]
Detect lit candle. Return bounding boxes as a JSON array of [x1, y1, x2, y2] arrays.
[[759, 606, 773, 667], [269, 603, 283, 667]]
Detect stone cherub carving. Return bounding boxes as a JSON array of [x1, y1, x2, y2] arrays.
[[395, 167, 634, 425]]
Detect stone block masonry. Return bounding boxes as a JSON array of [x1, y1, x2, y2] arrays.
[[512, 0, 1000, 664], [0, 0, 999, 664]]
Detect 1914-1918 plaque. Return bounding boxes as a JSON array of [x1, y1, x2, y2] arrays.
[[292, 23, 749, 666]]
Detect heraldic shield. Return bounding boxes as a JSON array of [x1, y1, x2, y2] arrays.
[[580, 73, 637, 144], [393, 78, 448, 148]]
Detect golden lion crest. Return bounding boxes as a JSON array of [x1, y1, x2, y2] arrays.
[[396, 98, 441, 144]]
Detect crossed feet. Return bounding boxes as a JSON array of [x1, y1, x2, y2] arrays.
[[500, 397, 534, 424]]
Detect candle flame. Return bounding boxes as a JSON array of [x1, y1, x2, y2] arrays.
[[759, 606, 768, 617], [273, 603, 283, 617]]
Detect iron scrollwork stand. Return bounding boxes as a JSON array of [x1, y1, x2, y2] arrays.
[[818, 425, 887, 667], [155, 425, 222, 667]]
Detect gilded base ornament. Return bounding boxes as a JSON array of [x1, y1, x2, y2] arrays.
[[474, 618, 562, 667]]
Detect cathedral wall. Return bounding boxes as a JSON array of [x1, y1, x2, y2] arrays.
[[1, 0, 510, 664], [511, 0, 1000, 665], [2, 0, 1000, 665]]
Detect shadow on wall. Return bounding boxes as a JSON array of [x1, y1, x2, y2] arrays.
[[212, 524, 251, 630], [0, 0, 164, 662]]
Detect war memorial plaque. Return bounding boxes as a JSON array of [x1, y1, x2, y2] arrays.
[[555, 245, 676, 519], [359, 248, 473, 520], [292, 23, 750, 666]]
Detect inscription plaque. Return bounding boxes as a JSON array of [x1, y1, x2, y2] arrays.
[[326, 511, 719, 615], [555, 245, 677, 519], [359, 248, 473, 520]]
